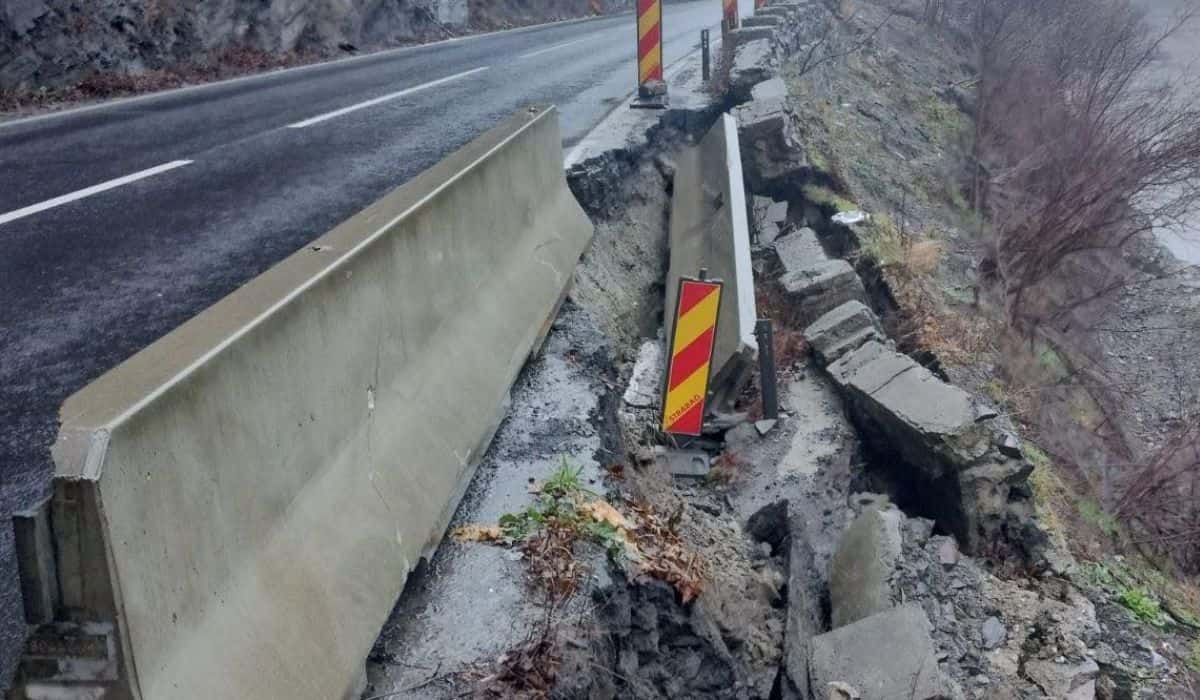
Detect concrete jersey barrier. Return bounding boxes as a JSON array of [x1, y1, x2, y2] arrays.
[[31, 105, 592, 699], [665, 113, 758, 412]]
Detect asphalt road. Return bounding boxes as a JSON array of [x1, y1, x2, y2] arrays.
[[0, 1, 720, 685]]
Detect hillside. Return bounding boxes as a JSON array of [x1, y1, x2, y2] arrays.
[[0, 0, 622, 101]]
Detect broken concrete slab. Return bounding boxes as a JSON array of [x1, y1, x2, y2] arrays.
[[1024, 657, 1100, 698], [779, 259, 869, 326], [808, 604, 951, 700], [623, 339, 663, 409], [742, 15, 783, 29], [750, 76, 788, 101], [729, 26, 776, 44], [829, 505, 903, 628], [729, 37, 779, 102], [656, 448, 711, 478], [803, 300, 884, 365], [774, 226, 826, 275], [826, 340, 982, 478], [734, 96, 808, 187]]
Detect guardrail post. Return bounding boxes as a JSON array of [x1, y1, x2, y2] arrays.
[[755, 319, 778, 420], [701, 29, 710, 81]]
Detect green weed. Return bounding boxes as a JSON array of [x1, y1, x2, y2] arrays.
[[1188, 640, 1200, 673], [1118, 587, 1169, 627]]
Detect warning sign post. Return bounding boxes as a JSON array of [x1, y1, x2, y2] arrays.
[[661, 275, 723, 436]]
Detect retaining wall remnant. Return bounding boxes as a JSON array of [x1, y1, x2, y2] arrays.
[[805, 302, 1036, 556]]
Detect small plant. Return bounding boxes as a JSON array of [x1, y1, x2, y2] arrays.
[[1118, 587, 1168, 627], [856, 215, 944, 278], [1188, 639, 1200, 674], [982, 379, 1008, 406]]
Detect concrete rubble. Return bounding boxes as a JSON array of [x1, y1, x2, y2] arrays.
[[807, 604, 953, 700], [781, 259, 869, 326], [802, 300, 884, 365], [752, 195, 789, 245], [734, 78, 807, 187], [828, 503, 903, 628]]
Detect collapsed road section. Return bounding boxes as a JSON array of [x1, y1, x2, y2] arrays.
[[9, 0, 1167, 698]]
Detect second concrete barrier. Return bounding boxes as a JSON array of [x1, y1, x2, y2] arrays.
[[666, 113, 758, 413]]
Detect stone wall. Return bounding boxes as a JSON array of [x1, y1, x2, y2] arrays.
[[0, 0, 457, 91]]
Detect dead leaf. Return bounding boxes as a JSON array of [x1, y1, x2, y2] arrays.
[[452, 524, 503, 543], [586, 499, 634, 531]]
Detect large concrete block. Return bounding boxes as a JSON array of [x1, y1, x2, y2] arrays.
[[734, 95, 806, 186], [803, 301, 883, 365], [36, 106, 592, 700], [729, 38, 779, 102], [829, 506, 903, 629], [774, 227, 826, 275], [666, 114, 757, 410], [808, 604, 951, 700], [826, 341, 983, 479], [779, 258, 867, 326]]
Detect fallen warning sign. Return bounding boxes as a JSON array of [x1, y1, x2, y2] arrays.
[[662, 276, 723, 436]]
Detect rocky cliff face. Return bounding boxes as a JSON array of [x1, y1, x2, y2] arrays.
[[0, 0, 465, 91]]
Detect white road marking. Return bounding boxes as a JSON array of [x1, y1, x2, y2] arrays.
[[286, 66, 490, 129], [0, 160, 193, 227], [520, 38, 590, 59]]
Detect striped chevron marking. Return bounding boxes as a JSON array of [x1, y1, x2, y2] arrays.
[[637, 0, 663, 84], [662, 279, 723, 436], [723, 0, 738, 29]]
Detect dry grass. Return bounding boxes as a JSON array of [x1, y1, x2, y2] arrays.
[[855, 215, 995, 364]]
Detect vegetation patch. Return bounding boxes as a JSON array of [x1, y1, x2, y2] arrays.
[[454, 458, 704, 603], [802, 184, 859, 214]]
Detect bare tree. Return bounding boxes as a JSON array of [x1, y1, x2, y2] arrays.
[[970, 0, 1200, 329]]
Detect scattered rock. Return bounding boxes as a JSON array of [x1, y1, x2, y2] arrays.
[[981, 616, 1006, 650], [755, 418, 778, 435], [724, 421, 759, 454], [746, 499, 789, 553], [808, 604, 954, 700], [623, 340, 664, 408], [937, 538, 960, 567], [1024, 657, 1100, 698], [826, 680, 862, 699]]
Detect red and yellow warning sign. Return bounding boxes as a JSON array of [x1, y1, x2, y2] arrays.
[[723, 0, 738, 32], [661, 278, 723, 436], [637, 0, 663, 85]]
